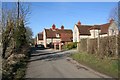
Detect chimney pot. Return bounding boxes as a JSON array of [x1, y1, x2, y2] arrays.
[[109, 18, 114, 23], [61, 25, 64, 30], [77, 21, 81, 25], [52, 24, 56, 30]]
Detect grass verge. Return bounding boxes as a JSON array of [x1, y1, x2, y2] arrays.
[[70, 52, 119, 78]]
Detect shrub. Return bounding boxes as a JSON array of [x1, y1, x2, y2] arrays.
[[63, 42, 77, 50]]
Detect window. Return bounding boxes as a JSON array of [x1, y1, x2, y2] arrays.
[[109, 29, 114, 35], [56, 33, 60, 38]]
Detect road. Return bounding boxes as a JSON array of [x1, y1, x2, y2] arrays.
[[25, 49, 111, 78]]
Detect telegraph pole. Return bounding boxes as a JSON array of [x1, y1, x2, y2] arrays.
[[17, 0, 20, 26], [17, 0, 19, 21]]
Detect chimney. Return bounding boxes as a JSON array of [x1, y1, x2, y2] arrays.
[[61, 25, 64, 30], [52, 24, 56, 30], [77, 21, 81, 26], [109, 18, 114, 23]]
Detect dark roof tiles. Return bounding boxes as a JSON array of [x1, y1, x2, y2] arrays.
[[76, 22, 111, 35], [38, 33, 43, 40], [45, 29, 73, 42]]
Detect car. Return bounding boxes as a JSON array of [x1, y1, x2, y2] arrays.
[[37, 44, 45, 49]]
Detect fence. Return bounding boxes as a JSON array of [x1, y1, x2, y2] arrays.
[[77, 35, 120, 57]]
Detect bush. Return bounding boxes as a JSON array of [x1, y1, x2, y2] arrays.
[[2, 51, 29, 80], [63, 42, 77, 50]]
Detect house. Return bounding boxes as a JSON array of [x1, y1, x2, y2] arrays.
[[43, 24, 73, 48], [35, 32, 44, 45], [73, 21, 92, 42], [73, 19, 119, 42]]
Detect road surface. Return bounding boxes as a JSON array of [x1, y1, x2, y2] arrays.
[[25, 49, 110, 78]]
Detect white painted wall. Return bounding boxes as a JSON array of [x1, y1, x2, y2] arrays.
[[100, 34, 108, 37], [46, 38, 61, 44], [89, 29, 101, 38], [37, 40, 44, 45], [108, 21, 119, 36], [80, 35, 89, 39], [73, 25, 80, 42], [43, 30, 47, 48]]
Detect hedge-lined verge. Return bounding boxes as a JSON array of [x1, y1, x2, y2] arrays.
[[70, 52, 119, 78]]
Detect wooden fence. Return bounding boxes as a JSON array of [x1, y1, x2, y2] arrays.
[[77, 35, 120, 57]]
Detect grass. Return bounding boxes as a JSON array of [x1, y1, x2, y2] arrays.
[[70, 52, 119, 78]]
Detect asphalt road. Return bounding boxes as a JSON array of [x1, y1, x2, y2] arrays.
[[25, 49, 111, 78]]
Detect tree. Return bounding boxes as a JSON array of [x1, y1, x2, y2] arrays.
[[25, 26, 33, 44], [108, 3, 120, 57], [2, 2, 31, 58], [108, 3, 120, 30], [2, 2, 32, 79], [13, 19, 27, 50]]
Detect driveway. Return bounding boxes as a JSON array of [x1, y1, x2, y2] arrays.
[[25, 49, 111, 78]]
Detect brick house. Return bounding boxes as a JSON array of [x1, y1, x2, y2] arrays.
[[36, 24, 73, 48], [73, 19, 119, 42], [35, 32, 44, 45], [43, 24, 73, 48]]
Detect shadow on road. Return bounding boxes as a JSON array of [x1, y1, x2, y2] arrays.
[[28, 47, 69, 62], [31, 50, 67, 57]]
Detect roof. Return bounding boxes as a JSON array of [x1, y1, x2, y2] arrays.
[[45, 29, 73, 42], [76, 23, 111, 35], [100, 23, 111, 34], [89, 25, 101, 30], [38, 33, 43, 40], [76, 24, 93, 35]]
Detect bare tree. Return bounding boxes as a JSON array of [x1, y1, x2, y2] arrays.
[[108, 3, 120, 57], [2, 2, 31, 58], [108, 3, 120, 30], [2, 2, 32, 79]]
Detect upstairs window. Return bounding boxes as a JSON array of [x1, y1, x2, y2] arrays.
[[56, 33, 60, 38]]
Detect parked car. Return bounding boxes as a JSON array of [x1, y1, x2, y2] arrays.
[[37, 44, 45, 49]]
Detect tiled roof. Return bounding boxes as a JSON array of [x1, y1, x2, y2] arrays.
[[76, 24, 93, 35], [89, 25, 101, 30], [100, 23, 111, 34], [45, 28, 73, 42], [76, 22, 111, 35], [38, 33, 43, 40]]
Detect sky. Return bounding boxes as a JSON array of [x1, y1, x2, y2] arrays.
[[2, 2, 118, 38]]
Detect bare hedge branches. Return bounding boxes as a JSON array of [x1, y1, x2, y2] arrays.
[[2, 2, 31, 58], [78, 36, 118, 58]]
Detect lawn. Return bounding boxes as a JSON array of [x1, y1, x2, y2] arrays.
[[70, 52, 119, 78]]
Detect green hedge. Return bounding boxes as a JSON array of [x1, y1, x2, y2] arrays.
[[63, 42, 77, 50]]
